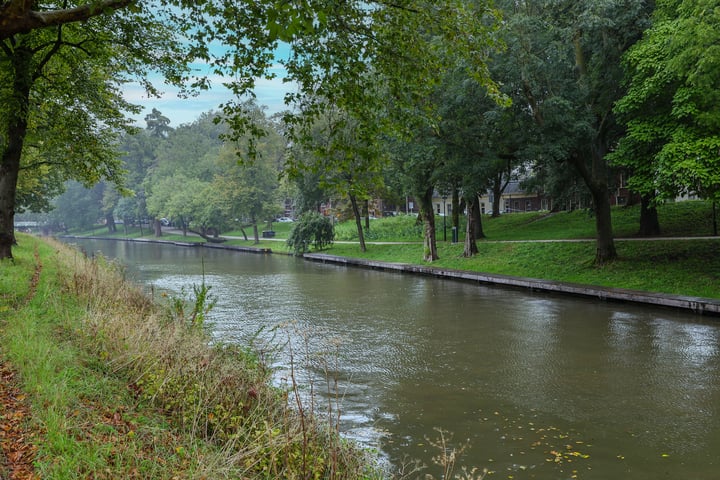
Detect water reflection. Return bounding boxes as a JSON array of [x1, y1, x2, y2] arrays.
[[65, 239, 720, 479]]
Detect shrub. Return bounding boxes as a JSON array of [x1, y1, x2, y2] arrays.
[[286, 212, 335, 255]]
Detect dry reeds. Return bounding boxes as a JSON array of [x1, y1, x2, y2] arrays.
[[52, 239, 379, 479]]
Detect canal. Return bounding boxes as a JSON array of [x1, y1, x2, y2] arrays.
[[66, 238, 720, 479]]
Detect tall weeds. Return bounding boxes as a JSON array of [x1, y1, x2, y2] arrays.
[[54, 240, 380, 479]]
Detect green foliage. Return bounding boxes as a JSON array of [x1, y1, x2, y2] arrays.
[[611, 0, 720, 202], [327, 236, 720, 299], [4, 235, 382, 478], [335, 215, 423, 242], [286, 212, 335, 255], [168, 279, 217, 329]]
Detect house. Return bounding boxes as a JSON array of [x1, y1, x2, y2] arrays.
[[477, 181, 551, 214]]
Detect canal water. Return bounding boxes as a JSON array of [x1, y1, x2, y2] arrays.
[[66, 239, 720, 479]]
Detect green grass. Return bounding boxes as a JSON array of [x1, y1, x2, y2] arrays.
[[324, 238, 720, 299], [1, 235, 382, 479], [66, 200, 720, 299], [1, 238, 204, 478], [331, 200, 718, 242]]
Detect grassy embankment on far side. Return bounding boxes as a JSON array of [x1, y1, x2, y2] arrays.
[[327, 201, 720, 299], [0, 235, 381, 479], [67, 200, 720, 299]]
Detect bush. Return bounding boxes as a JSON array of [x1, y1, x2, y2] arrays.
[[286, 212, 335, 255]]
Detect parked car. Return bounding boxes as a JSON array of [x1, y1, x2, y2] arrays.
[[276, 217, 294, 222]]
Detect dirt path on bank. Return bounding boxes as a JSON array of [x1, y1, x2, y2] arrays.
[[0, 248, 41, 479]]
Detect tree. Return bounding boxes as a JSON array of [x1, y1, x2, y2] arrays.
[[286, 211, 334, 256], [1, 0, 501, 259], [48, 181, 104, 231], [389, 131, 443, 262], [0, 1, 188, 258], [500, 0, 653, 263], [142, 113, 225, 236], [146, 174, 208, 236], [214, 141, 283, 244], [287, 108, 386, 253], [610, 0, 720, 228], [144, 108, 173, 139]]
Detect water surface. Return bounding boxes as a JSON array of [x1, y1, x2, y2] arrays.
[[68, 239, 720, 479]]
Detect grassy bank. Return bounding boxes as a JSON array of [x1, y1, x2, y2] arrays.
[[65, 200, 720, 299], [1, 235, 380, 479], [324, 239, 720, 299]]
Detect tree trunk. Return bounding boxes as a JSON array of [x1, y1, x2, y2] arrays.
[[451, 187, 460, 233], [463, 197, 479, 257], [591, 186, 617, 264], [472, 196, 485, 239], [0, 45, 32, 259], [349, 193, 366, 252], [105, 212, 116, 233], [153, 218, 162, 236], [491, 172, 510, 217], [638, 194, 661, 236], [568, 144, 617, 264], [364, 199, 370, 231], [419, 188, 438, 261], [252, 221, 259, 244]]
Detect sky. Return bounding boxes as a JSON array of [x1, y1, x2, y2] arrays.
[[123, 44, 295, 128]]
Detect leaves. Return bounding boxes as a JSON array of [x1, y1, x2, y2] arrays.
[[0, 361, 39, 480], [611, 0, 720, 202]]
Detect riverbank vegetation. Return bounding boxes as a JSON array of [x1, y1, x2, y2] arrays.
[[1, 235, 382, 479], [10, 2, 720, 270], [64, 200, 720, 299]]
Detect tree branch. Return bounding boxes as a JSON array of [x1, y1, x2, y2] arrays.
[[19, 159, 63, 170], [0, 0, 133, 40]]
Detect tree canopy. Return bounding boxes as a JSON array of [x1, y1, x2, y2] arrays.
[[0, 0, 502, 258], [611, 0, 720, 204]]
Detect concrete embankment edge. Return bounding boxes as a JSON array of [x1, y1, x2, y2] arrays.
[[303, 252, 720, 317]]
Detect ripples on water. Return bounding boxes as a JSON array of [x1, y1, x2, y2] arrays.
[[68, 239, 720, 479]]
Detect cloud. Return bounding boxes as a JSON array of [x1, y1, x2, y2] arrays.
[[124, 71, 296, 126]]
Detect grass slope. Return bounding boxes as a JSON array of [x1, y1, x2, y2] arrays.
[[1, 236, 381, 479], [66, 200, 720, 299]]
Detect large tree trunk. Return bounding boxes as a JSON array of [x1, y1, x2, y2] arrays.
[[590, 185, 616, 264], [463, 197, 479, 257], [349, 193, 366, 252], [419, 188, 438, 262], [105, 212, 116, 233], [472, 196, 485, 239], [492, 180, 502, 217], [569, 146, 617, 264], [491, 172, 510, 217], [252, 218, 259, 244], [0, 46, 32, 260], [153, 218, 163, 236], [638, 194, 661, 236]]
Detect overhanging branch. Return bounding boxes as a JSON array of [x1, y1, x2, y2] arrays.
[[0, 0, 134, 40]]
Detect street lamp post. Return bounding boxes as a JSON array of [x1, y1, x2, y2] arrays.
[[442, 195, 447, 241]]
